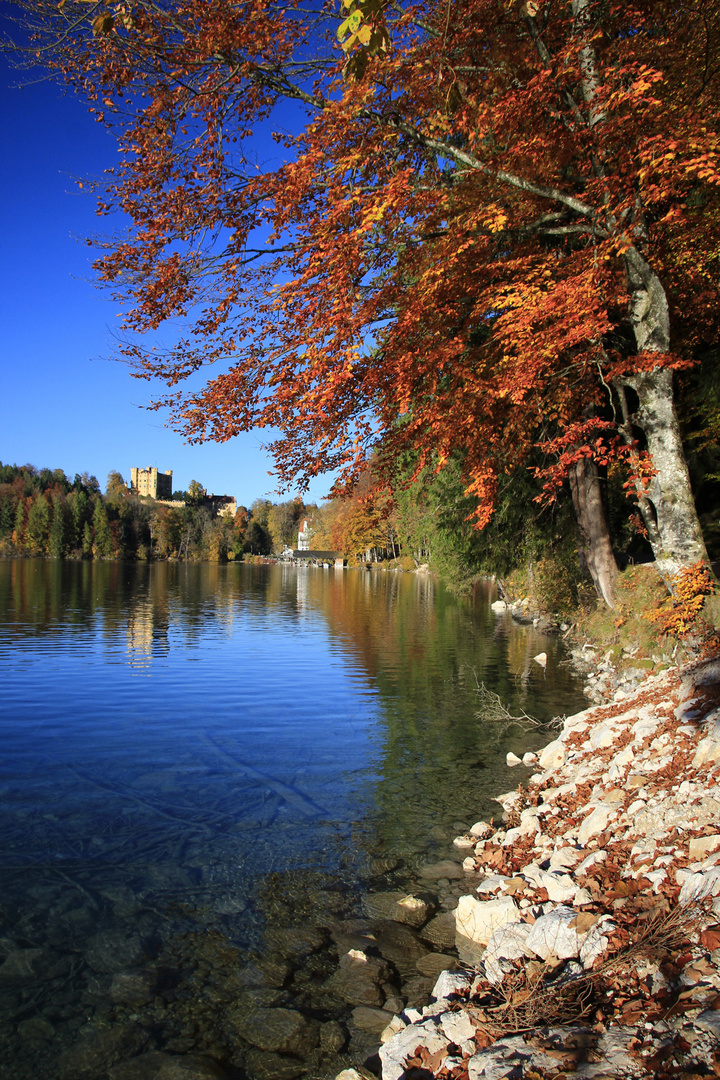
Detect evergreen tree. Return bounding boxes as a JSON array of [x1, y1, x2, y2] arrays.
[[92, 499, 114, 558], [48, 496, 69, 559], [14, 499, 26, 548], [70, 489, 90, 551], [25, 495, 51, 555], [0, 497, 14, 538]]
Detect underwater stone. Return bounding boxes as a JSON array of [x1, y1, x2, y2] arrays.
[[227, 1006, 320, 1056], [85, 929, 146, 975], [58, 1022, 149, 1077]]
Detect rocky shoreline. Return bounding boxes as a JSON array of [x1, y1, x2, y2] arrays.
[[337, 652, 720, 1080]]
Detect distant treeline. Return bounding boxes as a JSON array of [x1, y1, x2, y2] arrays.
[[0, 464, 297, 563]]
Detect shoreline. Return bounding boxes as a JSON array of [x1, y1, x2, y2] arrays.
[[342, 652, 720, 1080]]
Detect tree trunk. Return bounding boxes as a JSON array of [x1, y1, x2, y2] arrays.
[[620, 368, 709, 581], [617, 247, 709, 583], [568, 457, 617, 607]]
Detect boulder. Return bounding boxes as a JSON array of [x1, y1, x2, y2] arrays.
[[483, 922, 533, 985], [370, 921, 428, 976]]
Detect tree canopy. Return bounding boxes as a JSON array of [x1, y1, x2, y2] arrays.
[[9, 0, 720, 580]]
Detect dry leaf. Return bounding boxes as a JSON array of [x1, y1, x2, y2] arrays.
[[569, 912, 599, 933], [701, 926, 720, 951]]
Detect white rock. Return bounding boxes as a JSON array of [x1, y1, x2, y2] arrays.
[[483, 922, 533, 984], [548, 847, 583, 871], [379, 1018, 449, 1080], [697, 1009, 720, 1039], [462, 856, 476, 872], [679, 866, 720, 904], [380, 1016, 406, 1043], [476, 875, 511, 895], [455, 894, 521, 948], [539, 871, 578, 903], [688, 834, 720, 860], [573, 888, 593, 906], [494, 790, 523, 811], [335, 1071, 366, 1080], [579, 916, 614, 968], [430, 969, 473, 1003], [577, 803, 614, 846], [506, 751, 522, 767], [469, 821, 493, 839], [439, 1009, 476, 1051], [526, 906, 581, 960], [491, 600, 509, 613], [533, 652, 547, 667], [538, 739, 566, 771], [693, 722, 720, 768], [632, 716, 661, 743], [453, 835, 475, 850], [644, 869, 667, 887], [590, 721, 619, 750], [522, 752, 538, 766]]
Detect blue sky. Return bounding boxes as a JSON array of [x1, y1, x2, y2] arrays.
[[0, 39, 332, 507]]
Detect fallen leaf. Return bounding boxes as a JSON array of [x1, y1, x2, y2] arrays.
[[570, 912, 599, 933], [701, 926, 720, 951]]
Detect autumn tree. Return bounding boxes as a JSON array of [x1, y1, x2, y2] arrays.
[[10, 0, 720, 595], [267, 499, 303, 552], [106, 470, 128, 502], [185, 479, 206, 507]]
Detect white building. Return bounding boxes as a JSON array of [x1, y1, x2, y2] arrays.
[[297, 519, 315, 551]]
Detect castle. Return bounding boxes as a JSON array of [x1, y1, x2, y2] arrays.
[[130, 466, 173, 500]]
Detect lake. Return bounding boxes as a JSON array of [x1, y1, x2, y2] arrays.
[[0, 559, 586, 1080]]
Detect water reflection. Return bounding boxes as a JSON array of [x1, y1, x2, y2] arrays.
[[0, 560, 586, 1080]]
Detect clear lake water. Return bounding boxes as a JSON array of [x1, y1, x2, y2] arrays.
[[0, 559, 587, 1079]]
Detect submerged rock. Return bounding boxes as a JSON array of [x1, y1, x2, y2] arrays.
[[227, 1005, 320, 1056], [363, 891, 434, 928], [58, 1022, 149, 1078], [324, 951, 392, 1007]]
